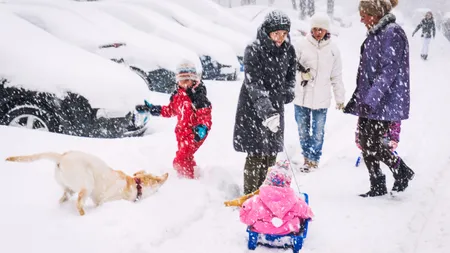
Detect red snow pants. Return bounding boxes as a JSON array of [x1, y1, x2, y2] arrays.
[[173, 134, 206, 179]]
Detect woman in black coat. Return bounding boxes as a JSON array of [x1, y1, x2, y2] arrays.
[[233, 10, 297, 194]]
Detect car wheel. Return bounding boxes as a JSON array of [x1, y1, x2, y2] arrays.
[[2, 106, 60, 133]]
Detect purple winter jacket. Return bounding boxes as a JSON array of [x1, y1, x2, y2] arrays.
[[344, 14, 410, 121]]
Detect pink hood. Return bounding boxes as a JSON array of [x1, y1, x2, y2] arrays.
[[240, 186, 314, 235], [259, 186, 297, 218]]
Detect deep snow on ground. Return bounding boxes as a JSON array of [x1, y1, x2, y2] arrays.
[[1, 17, 450, 253]]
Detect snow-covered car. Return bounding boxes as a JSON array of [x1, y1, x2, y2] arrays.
[[127, 0, 250, 66], [167, 0, 254, 36], [230, 5, 310, 39], [4, 3, 175, 92], [25, 0, 202, 94], [91, 1, 240, 81], [0, 9, 150, 138]]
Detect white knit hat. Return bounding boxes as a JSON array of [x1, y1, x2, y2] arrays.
[[310, 12, 330, 31]]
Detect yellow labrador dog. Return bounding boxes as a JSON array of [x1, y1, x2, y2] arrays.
[[5, 151, 169, 216]]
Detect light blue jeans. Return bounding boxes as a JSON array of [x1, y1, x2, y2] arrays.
[[294, 105, 328, 162]]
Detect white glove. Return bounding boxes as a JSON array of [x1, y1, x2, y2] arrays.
[[301, 71, 312, 81], [262, 114, 280, 133]]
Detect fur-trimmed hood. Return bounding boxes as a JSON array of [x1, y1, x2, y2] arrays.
[[367, 13, 396, 35]]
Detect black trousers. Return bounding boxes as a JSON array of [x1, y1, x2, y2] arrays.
[[358, 117, 399, 178], [243, 155, 276, 194]]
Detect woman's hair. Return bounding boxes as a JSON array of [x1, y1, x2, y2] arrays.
[[359, 0, 398, 17]]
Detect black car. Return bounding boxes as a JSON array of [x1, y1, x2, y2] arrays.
[[200, 55, 239, 81], [100, 42, 177, 94], [0, 78, 147, 138]]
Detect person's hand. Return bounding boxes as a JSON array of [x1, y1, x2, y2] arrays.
[[301, 71, 312, 81], [389, 141, 398, 152], [135, 100, 152, 113], [135, 100, 161, 116], [262, 114, 280, 133], [193, 124, 208, 142], [300, 70, 312, 87], [336, 103, 345, 110], [356, 142, 362, 150]]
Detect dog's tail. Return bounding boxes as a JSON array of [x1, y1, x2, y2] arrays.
[[5, 152, 62, 164]]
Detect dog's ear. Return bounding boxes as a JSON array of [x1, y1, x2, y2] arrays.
[[133, 170, 146, 176]]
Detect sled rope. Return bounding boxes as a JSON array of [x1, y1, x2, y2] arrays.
[[283, 144, 302, 195]]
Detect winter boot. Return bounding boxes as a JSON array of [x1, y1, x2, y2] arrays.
[[309, 160, 319, 169], [392, 159, 415, 192], [359, 175, 388, 197], [299, 157, 310, 172], [424, 55, 428, 60]]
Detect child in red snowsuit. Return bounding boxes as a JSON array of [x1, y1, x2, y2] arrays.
[[136, 61, 212, 179]]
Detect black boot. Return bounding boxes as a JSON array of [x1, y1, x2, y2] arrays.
[[359, 175, 388, 197], [392, 159, 415, 192]]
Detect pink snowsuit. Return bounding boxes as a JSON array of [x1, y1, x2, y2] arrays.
[[240, 185, 314, 235]]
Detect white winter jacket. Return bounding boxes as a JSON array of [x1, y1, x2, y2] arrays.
[[293, 35, 345, 110]]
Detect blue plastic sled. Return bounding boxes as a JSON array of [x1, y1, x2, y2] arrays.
[[246, 193, 310, 253]]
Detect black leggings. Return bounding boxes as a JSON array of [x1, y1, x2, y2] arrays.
[[358, 117, 399, 178]]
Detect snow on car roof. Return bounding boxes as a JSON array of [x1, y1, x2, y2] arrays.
[[0, 8, 151, 111], [5, 3, 161, 72], [130, 0, 250, 57], [168, 0, 254, 36], [32, 0, 202, 72], [93, 1, 239, 68]]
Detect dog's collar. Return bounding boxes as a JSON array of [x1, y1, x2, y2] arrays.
[[134, 177, 143, 202]]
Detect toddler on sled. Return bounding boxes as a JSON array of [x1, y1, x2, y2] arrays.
[[238, 161, 314, 236]]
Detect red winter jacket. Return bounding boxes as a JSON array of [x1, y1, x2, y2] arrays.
[[159, 83, 212, 138]]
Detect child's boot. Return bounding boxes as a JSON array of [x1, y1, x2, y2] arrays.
[[359, 175, 388, 197], [392, 159, 415, 192]]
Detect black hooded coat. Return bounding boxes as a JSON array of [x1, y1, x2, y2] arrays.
[[233, 25, 296, 156]]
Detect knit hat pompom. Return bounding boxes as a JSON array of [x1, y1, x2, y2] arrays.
[[263, 160, 292, 187], [359, 0, 398, 17]]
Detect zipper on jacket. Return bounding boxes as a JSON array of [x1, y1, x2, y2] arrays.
[[312, 40, 321, 109]]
